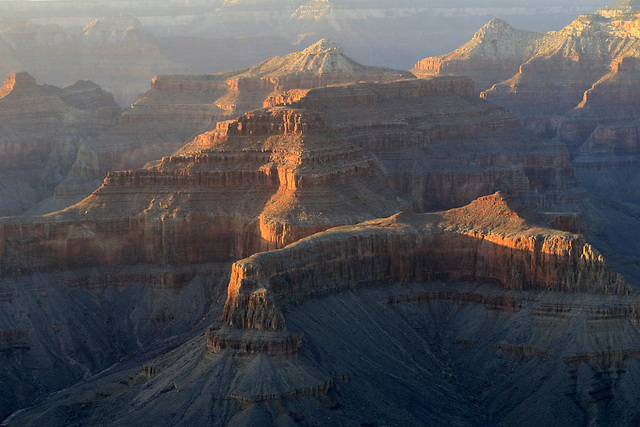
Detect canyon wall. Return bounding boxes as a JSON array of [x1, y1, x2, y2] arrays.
[[220, 193, 630, 335], [0, 71, 120, 216], [0, 101, 415, 277], [0, 76, 586, 279], [0, 71, 622, 426], [413, 6, 640, 284], [267, 77, 585, 211], [46, 39, 414, 213]]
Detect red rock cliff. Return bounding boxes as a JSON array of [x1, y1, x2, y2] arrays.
[[222, 193, 631, 333]]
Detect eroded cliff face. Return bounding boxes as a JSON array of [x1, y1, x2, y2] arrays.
[[177, 193, 638, 426], [0, 71, 120, 216], [414, 7, 640, 286], [220, 193, 630, 335], [0, 76, 586, 279], [267, 77, 585, 211], [411, 18, 544, 92], [415, 9, 640, 141], [8, 192, 639, 427], [0, 75, 620, 425], [48, 39, 414, 213], [0, 102, 413, 277], [0, 82, 417, 421]]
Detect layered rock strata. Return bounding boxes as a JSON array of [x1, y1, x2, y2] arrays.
[[411, 18, 544, 92], [413, 6, 640, 279], [415, 8, 640, 142], [50, 39, 414, 212], [0, 75, 601, 425], [0, 76, 587, 278], [0, 104, 412, 276], [220, 193, 631, 339], [267, 77, 585, 210], [0, 71, 120, 216]]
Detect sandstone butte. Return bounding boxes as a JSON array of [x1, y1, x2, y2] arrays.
[[219, 192, 630, 336], [199, 195, 640, 426], [47, 39, 414, 214], [0, 71, 120, 216]]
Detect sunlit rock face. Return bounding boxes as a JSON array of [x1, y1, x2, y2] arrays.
[[0, 77, 420, 420], [222, 192, 631, 333], [0, 71, 120, 216], [414, 7, 640, 139], [413, 5, 640, 278], [46, 39, 413, 213], [6, 191, 638, 426], [0, 76, 584, 278], [267, 77, 586, 211], [0, 103, 413, 276]]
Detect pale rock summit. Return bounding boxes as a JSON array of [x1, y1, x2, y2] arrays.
[[411, 19, 542, 91], [302, 38, 342, 55], [234, 38, 394, 77], [81, 13, 145, 44], [445, 18, 542, 61]]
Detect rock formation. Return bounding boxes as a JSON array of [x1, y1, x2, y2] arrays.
[[266, 77, 585, 211], [197, 193, 639, 426], [8, 194, 640, 426], [2, 53, 637, 427], [0, 15, 185, 107], [0, 73, 593, 422], [0, 71, 120, 216], [0, 103, 414, 278], [220, 192, 630, 336], [414, 6, 640, 139], [0, 76, 585, 278], [46, 39, 413, 213], [411, 18, 544, 92], [413, 4, 640, 286]]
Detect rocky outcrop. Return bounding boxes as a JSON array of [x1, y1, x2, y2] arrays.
[[0, 71, 120, 216], [416, 9, 640, 142], [0, 76, 587, 277], [0, 101, 414, 276], [0, 15, 185, 106], [49, 39, 414, 212], [411, 18, 543, 92], [267, 77, 585, 210], [221, 193, 631, 335], [412, 7, 640, 281]]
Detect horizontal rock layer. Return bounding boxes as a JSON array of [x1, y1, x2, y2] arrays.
[[267, 77, 585, 210], [222, 193, 631, 333], [0, 71, 120, 216], [51, 39, 414, 211]]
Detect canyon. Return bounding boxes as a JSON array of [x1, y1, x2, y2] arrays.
[[414, 1, 640, 286], [0, 71, 119, 217], [7, 193, 640, 426], [3, 1, 640, 426], [1, 71, 637, 425], [0, 0, 608, 105], [8, 40, 411, 215]]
